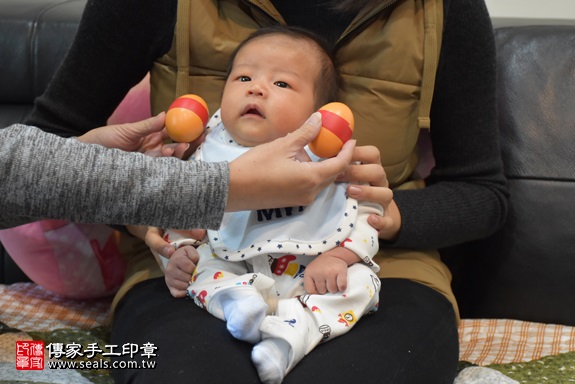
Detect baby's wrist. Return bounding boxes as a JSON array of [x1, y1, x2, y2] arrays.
[[325, 246, 361, 266]]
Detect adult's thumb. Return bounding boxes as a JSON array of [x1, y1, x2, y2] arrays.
[[132, 112, 166, 135], [287, 112, 322, 146]]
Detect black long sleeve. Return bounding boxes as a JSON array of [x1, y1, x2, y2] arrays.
[[391, 0, 508, 249], [26, 0, 177, 136]]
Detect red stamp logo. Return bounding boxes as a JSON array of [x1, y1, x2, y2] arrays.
[[16, 341, 44, 370]]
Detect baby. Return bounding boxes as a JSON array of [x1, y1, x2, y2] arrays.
[[163, 25, 382, 384]]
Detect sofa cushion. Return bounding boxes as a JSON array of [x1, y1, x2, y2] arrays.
[[0, 0, 87, 284], [0, 0, 86, 127], [443, 26, 575, 326]]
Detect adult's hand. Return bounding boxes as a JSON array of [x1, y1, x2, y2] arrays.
[[77, 112, 190, 158], [226, 112, 355, 212], [339, 146, 401, 242]]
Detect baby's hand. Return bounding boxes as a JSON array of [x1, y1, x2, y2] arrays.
[[304, 247, 359, 294], [145, 227, 206, 259], [165, 245, 199, 298]]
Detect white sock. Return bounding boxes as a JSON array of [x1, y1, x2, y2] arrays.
[[252, 338, 290, 384], [222, 294, 268, 343]]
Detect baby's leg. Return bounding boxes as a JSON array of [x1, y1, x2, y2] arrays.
[[189, 249, 276, 343], [252, 298, 322, 384], [252, 264, 381, 383]]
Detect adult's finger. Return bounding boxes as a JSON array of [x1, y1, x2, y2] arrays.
[[350, 145, 381, 165], [285, 112, 322, 146], [341, 163, 388, 187], [337, 145, 388, 187], [347, 184, 393, 207], [128, 112, 166, 136], [313, 139, 356, 179]]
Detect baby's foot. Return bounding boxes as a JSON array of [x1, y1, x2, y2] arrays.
[[252, 338, 290, 384], [222, 295, 268, 343]]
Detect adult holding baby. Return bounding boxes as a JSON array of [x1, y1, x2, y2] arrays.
[[25, 0, 508, 382]]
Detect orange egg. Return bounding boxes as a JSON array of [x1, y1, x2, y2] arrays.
[[165, 94, 209, 142], [309, 102, 354, 158]]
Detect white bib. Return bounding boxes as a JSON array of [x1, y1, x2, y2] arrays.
[[197, 112, 358, 262]]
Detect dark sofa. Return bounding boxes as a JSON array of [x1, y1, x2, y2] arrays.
[[0, 0, 87, 283], [1, 0, 575, 326], [442, 25, 575, 326]]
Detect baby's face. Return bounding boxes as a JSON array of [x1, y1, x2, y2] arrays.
[[220, 34, 320, 147]]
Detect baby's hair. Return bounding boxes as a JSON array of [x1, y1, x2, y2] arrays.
[[225, 25, 340, 107]]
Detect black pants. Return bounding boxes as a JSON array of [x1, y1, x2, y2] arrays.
[[111, 277, 459, 384]]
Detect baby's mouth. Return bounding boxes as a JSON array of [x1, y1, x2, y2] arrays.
[[242, 106, 264, 118]]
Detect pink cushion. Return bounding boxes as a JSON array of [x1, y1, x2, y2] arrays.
[[0, 221, 125, 299], [0, 74, 151, 299], [107, 73, 152, 124]]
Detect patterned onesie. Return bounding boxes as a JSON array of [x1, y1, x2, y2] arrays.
[[165, 111, 382, 373]]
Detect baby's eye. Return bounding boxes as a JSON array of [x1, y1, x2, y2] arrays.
[[239, 76, 251, 82], [274, 81, 289, 88]]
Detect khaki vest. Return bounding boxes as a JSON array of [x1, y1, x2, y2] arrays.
[[151, 0, 443, 187]]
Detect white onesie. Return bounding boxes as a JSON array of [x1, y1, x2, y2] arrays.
[[165, 111, 382, 373]]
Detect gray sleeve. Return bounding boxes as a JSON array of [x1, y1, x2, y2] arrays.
[[0, 124, 228, 230]]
